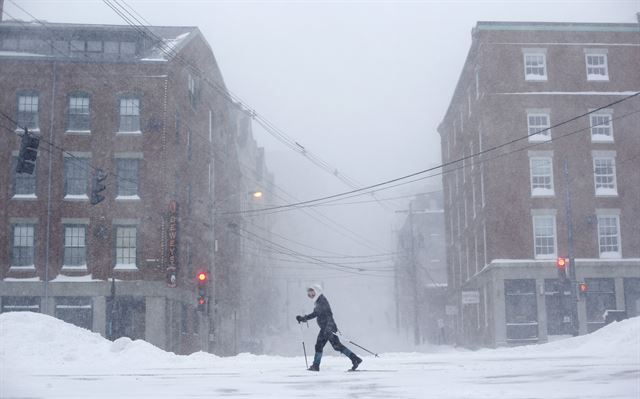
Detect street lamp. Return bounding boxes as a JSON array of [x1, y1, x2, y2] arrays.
[[212, 188, 264, 354]]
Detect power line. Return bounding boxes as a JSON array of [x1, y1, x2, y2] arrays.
[[229, 224, 395, 275], [222, 98, 640, 215]]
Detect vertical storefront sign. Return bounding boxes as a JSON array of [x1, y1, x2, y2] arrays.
[[166, 200, 179, 287]]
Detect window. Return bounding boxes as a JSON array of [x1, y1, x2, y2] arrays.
[[593, 156, 617, 196], [505, 279, 538, 341], [585, 52, 608, 81], [597, 213, 620, 258], [116, 158, 139, 197], [104, 41, 119, 55], [55, 297, 92, 330], [208, 109, 213, 142], [70, 39, 85, 55], [523, 52, 547, 81], [118, 96, 140, 132], [11, 224, 35, 267], [17, 93, 39, 130], [120, 42, 136, 55], [585, 278, 616, 333], [529, 156, 554, 196], [63, 225, 87, 268], [544, 279, 573, 335], [68, 93, 90, 131], [1, 296, 40, 313], [187, 129, 192, 160], [590, 113, 613, 142], [188, 74, 198, 107], [115, 226, 137, 269], [532, 213, 556, 259], [527, 112, 551, 141], [11, 156, 36, 197], [64, 157, 90, 198]]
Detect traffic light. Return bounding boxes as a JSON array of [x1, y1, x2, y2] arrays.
[[16, 129, 40, 175], [196, 271, 208, 311], [90, 168, 107, 205], [556, 257, 567, 280], [578, 282, 588, 297]]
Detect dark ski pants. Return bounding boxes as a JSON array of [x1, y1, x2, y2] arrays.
[[315, 328, 346, 354]]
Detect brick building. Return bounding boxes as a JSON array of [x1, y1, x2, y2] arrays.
[[0, 19, 273, 354], [438, 20, 640, 346], [395, 191, 448, 344]]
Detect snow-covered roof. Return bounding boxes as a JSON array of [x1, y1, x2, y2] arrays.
[[475, 21, 640, 33], [0, 20, 198, 63]]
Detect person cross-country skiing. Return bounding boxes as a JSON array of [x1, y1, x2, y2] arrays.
[[296, 284, 362, 371]]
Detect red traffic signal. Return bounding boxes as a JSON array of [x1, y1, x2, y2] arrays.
[[556, 258, 567, 280], [578, 282, 588, 293], [196, 271, 208, 311]]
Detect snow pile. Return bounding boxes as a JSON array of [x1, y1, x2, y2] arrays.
[[544, 316, 640, 356], [0, 312, 178, 370]]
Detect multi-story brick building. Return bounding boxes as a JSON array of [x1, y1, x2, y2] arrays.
[[0, 18, 274, 354], [395, 191, 448, 344], [438, 20, 640, 347]]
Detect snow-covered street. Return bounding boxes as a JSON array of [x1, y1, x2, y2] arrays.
[[1, 312, 638, 399]]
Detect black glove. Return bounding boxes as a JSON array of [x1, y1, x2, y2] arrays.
[[296, 315, 306, 323]]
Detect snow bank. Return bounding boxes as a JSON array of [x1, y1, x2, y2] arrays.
[[2, 311, 639, 369], [0, 312, 180, 370], [542, 316, 640, 356]]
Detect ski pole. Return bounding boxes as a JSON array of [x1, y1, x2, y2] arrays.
[[334, 331, 379, 358], [298, 322, 308, 368]]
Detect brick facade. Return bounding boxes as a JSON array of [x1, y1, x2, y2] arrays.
[[0, 21, 255, 354], [438, 21, 640, 346]]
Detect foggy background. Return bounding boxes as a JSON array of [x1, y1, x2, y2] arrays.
[[5, 0, 637, 352]]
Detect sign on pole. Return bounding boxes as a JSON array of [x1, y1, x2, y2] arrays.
[[461, 290, 480, 305]]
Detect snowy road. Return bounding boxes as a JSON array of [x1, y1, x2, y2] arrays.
[[1, 313, 639, 399]]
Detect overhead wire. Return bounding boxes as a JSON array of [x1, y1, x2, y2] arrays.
[[230, 223, 395, 274], [226, 102, 640, 214]]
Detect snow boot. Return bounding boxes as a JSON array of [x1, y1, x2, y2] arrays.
[[342, 348, 363, 371], [349, 353, 362, 371], [308, 352, 322, 371]]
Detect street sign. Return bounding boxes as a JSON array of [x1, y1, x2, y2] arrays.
[[462, 290, 480, 304]]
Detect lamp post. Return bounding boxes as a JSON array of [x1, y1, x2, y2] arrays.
[[396, 203, 426, 346], [211, 189, 264, 354]]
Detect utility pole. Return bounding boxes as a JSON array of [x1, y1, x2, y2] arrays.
[[396, 203, 421, 345], [392, 226, 400, 333], [563, 160, 580, 336], [408, 203, 420, 345]]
